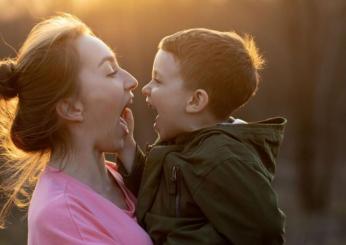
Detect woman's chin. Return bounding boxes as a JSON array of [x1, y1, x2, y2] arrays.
[[97, 138, 124, 153], [110, 139, 124, 153]]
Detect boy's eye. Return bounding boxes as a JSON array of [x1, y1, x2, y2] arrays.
[[153, 78, 162, 84]]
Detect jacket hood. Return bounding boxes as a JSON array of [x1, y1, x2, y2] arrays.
[[172, 117, 287, 179]]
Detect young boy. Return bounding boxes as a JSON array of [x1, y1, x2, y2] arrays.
[[121, 28, 286, 244]]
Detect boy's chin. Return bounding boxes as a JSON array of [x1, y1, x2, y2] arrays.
[[157, 132, 170, 142], [157, 131, 180, 142]]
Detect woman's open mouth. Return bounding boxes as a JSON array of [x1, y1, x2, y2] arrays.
[[119, 112, 129, 134], [119, 97, 134, 135]]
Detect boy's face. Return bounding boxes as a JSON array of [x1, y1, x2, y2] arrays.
[[142, 49, 193, 141]]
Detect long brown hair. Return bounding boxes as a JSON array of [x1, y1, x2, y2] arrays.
[[0, 13, 92, 228]]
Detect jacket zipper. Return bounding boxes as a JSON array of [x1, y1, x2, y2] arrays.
[[171, 165, 181, 217]]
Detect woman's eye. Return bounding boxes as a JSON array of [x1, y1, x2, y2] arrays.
[[107, 70, 118, 77]]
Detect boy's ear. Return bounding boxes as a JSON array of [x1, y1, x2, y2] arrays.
[[186, 89, 209, 113], [56, 97, 84, 122]]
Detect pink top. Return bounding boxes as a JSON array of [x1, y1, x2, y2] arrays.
[[28, 162, 152, 245]]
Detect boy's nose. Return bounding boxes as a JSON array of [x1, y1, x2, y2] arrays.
[[142, 82, 151, 96]]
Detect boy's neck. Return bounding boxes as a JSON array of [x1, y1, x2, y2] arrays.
[[184, 112, 223, 133]]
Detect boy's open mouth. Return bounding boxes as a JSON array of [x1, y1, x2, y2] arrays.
[[146, 99, 159, 130]]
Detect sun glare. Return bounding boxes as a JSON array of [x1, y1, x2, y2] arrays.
[[0, 0, 104, 21]]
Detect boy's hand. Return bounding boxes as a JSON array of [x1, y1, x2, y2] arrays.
[[117, 107, 136, 174]]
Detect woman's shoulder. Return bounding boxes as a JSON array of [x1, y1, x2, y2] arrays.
[[29, 169, 101, 242], [28, 184, 115, 244], [30, 168, 77, 221], [28, 181, 83, 242], [30, 166, 90, 223]]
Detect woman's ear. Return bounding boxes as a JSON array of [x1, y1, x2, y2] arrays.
[[56, 98, 84, 122], [186, 89, 209, 113]]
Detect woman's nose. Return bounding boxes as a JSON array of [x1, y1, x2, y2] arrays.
[[124, 72, 138, 91]]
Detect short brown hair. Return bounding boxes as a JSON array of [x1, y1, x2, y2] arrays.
[[159, 28, 264, 120], [0, 13, 91, 228]]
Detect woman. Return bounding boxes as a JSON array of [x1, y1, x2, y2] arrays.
[[0, 14, 152, 244]]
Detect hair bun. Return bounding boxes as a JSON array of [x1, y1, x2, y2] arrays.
[[0, 59, 19, 99]]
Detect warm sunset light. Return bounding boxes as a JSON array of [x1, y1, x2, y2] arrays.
[[0, 0, 110, 21], [0, 0, 345, 244]]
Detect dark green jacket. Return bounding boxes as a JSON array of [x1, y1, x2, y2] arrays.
[[126, 117, 286, 245]]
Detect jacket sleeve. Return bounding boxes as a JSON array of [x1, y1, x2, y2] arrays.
[[189, 158, 285, 245], [117, 145, 146, 196]]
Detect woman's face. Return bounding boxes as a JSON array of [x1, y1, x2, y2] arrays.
[[75, 34, 138, 152]]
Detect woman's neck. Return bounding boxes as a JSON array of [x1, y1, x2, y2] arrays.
[[48, 142, 112, 195]]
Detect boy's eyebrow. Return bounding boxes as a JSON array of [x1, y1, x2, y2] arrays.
[[152, 70, 162, 78]]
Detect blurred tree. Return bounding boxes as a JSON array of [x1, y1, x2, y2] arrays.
[[283, 0, 346, 212]]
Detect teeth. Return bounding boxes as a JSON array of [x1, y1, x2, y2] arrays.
[[120, 116, 126, 123], [119, 117, 129, 134]]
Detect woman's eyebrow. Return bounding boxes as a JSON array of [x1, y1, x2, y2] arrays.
[[98, 56, 116, 67]]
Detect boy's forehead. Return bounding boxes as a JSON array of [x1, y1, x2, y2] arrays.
[[153, 49, 181, 78]]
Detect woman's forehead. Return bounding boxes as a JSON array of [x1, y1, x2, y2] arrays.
[[75, 34, 116, 68]]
